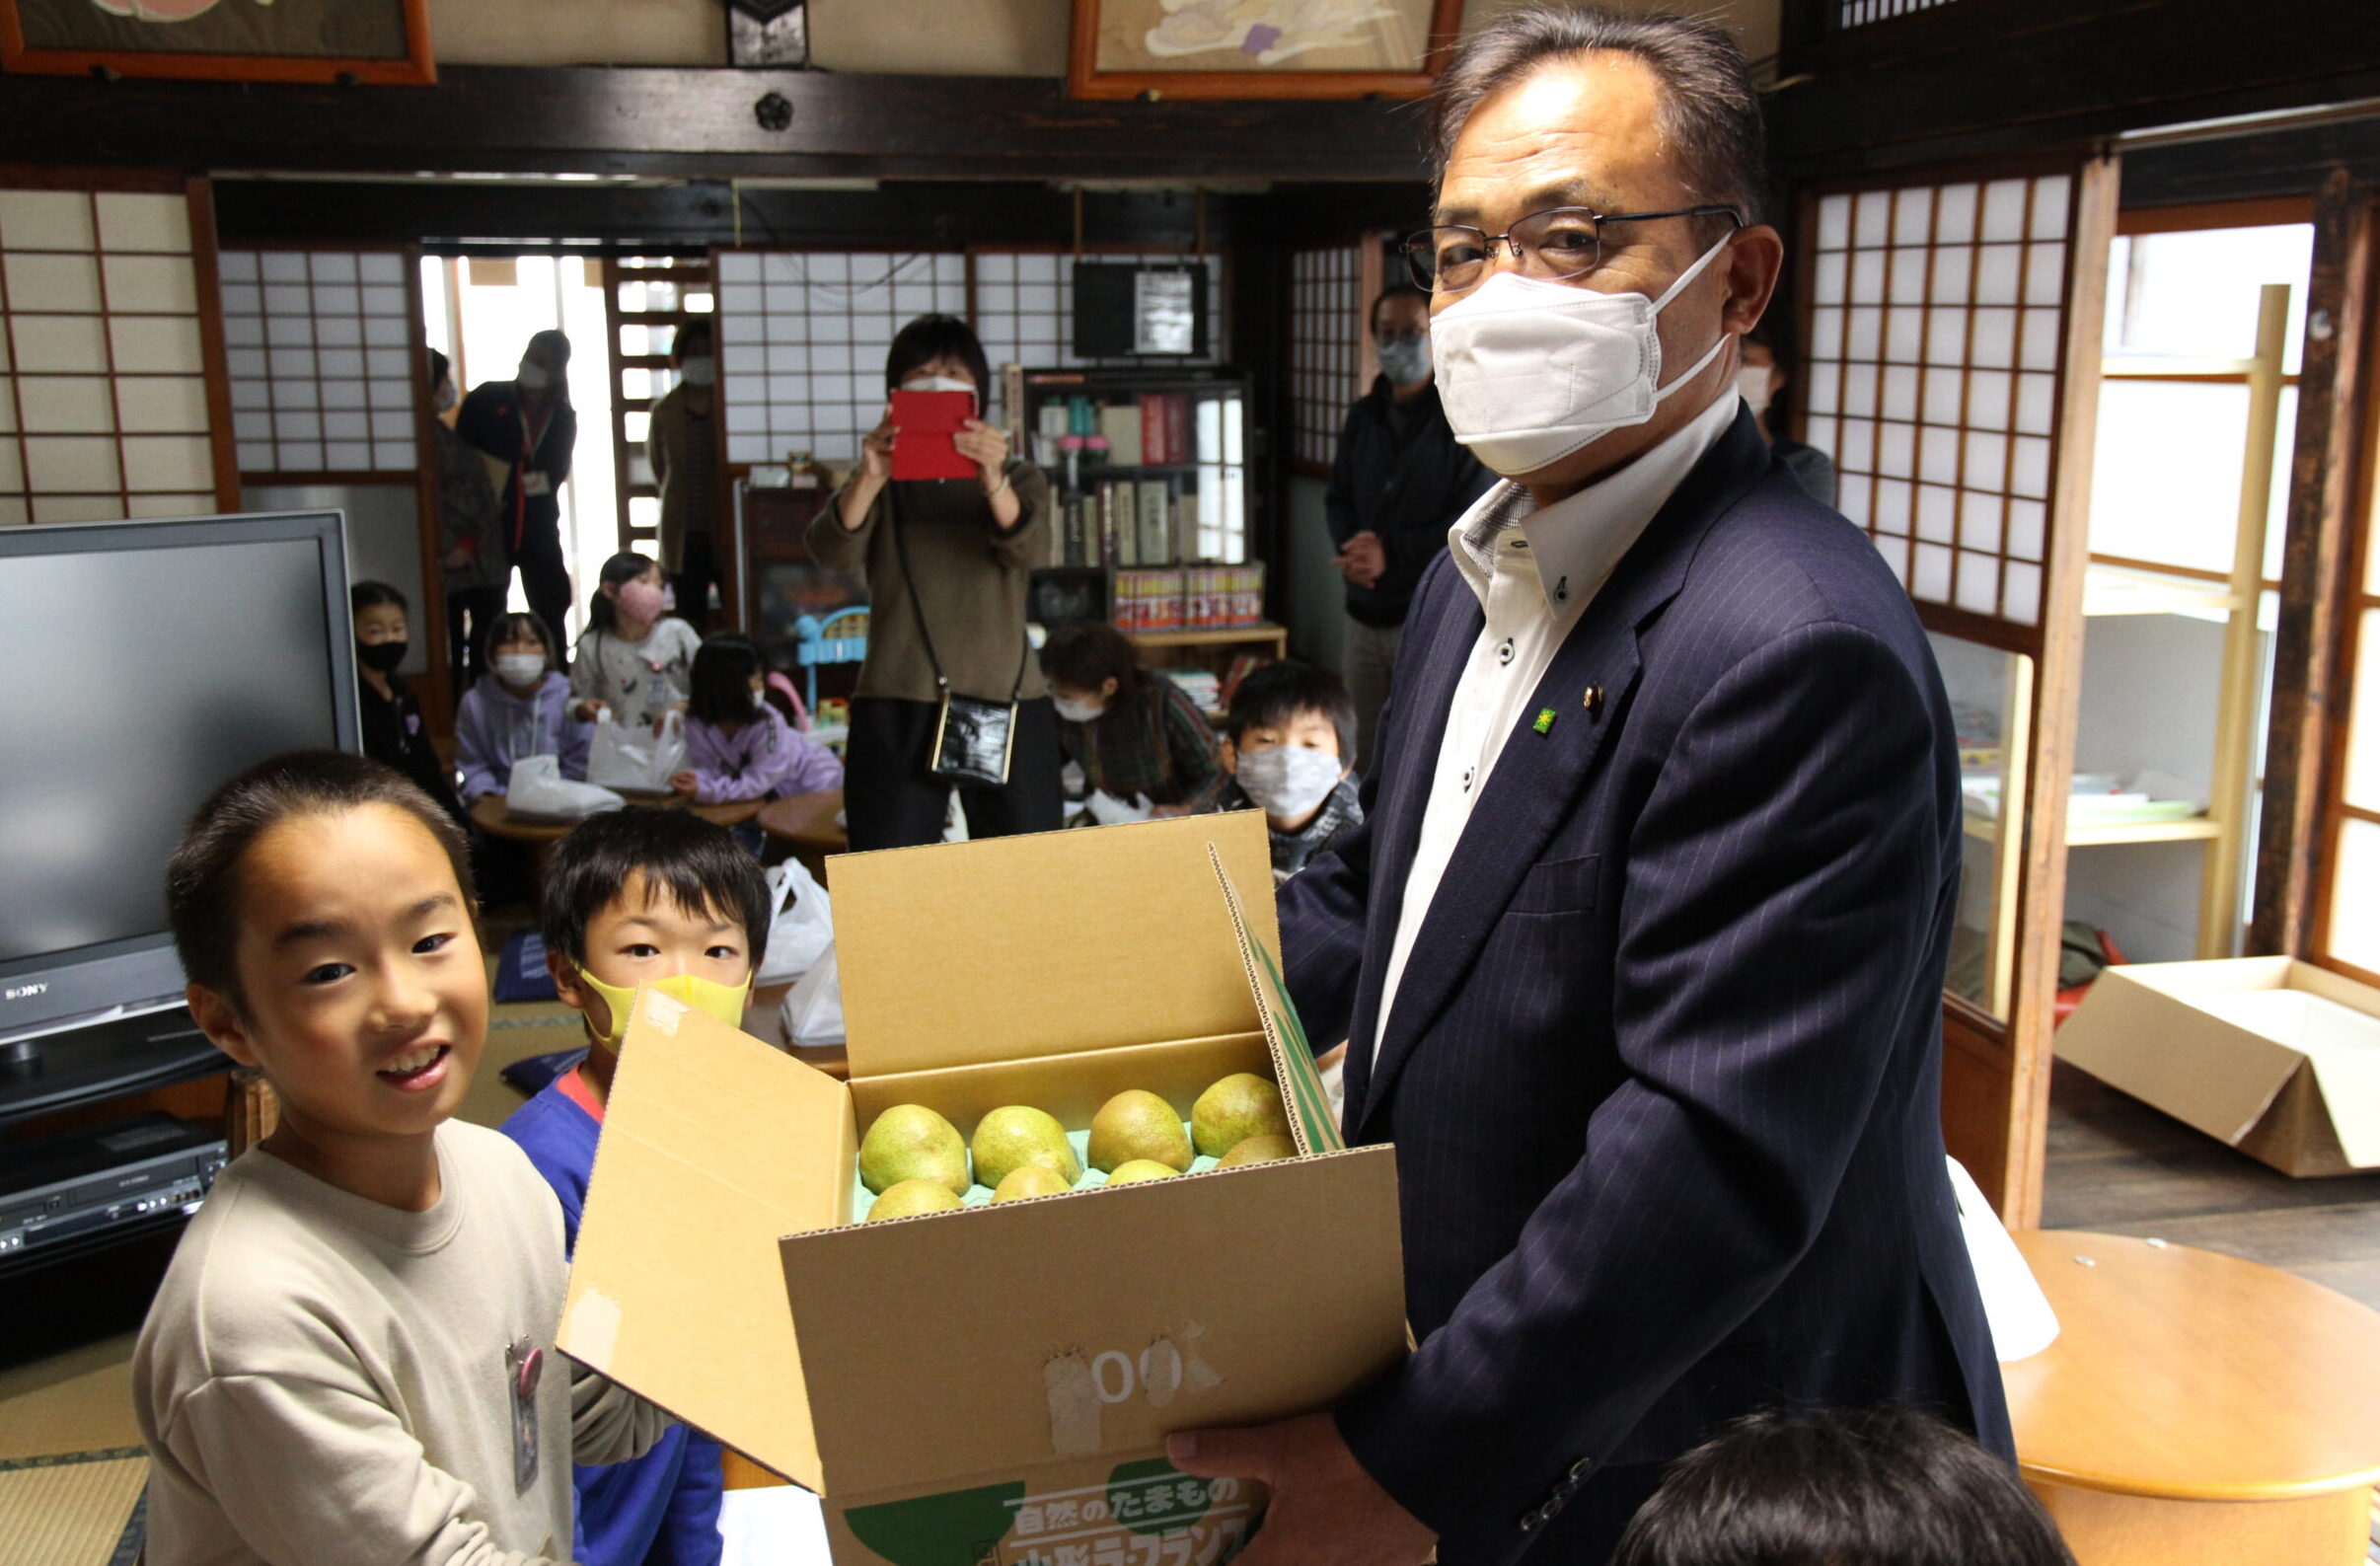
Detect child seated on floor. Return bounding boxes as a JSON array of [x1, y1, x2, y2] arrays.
[[1040, 620, 1221, 809], [1184, 659, 1364, 882], [350, 579, 465, 827], [570, 551, 703, 731], [456, 611, 589, 801], [136, 751, 672, 1566], [1610, 1405, 2073, 1566], [669, 633, 844, 808], [500, 808, 775, 1566]]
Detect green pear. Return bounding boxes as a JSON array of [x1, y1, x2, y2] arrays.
[[992, 1164, 1073, 1203], [867, 1178, 965, 1221], [1192, 1073, 1291, 1158], [859, 1104, 969, 1195], [1217, 1133, 1297, 1168], [1088, 1088, 1193, 1173], [1104, 1158, 1178, 1185], [971, 1105, 1081, 1190]]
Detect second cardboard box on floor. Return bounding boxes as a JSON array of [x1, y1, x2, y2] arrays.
[[558, 811, 1408, 1566]]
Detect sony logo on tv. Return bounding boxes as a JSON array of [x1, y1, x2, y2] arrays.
[[4, 982, 47, 1003]]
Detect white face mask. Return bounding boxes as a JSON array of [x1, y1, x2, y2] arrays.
[[492, 652, 547, 688], [517, 363, 552, 392], [1052, 695, 1105, 724], [678, 355, 717, 388], [900, 374, 975, 396], [1736, 366, 1773, 418], [1235, 745, 1343, 820], [1431, 230, 1737, 478]]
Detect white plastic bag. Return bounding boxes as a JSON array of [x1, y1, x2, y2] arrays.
[[757, 858, 834, 986], [585, 709, 688, 794], [780, 943, 845, 1048], [1947, 1156, 2060, 1362], [503, 755, 625, 822]]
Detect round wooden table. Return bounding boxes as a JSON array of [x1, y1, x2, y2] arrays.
[[2006, 1230, 2380, 1565], [757, 788, 847, 883]]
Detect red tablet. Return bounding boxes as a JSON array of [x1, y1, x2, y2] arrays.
[[889, 390, 980, 481]]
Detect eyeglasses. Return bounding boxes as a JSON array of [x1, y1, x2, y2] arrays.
[[1403, 204, 1744, 293]]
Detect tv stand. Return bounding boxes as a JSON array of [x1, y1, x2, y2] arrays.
[[0, 1005, 227, 1127]]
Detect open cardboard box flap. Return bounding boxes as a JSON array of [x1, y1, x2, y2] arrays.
[[558, 995, 854, 1495], [2058, 958, 2380, 1167], [832, 813, 1279, 1080], [781, 1147, 1403, 1498]]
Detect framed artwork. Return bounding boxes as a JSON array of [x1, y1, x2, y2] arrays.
[[1069, 0, 1461, 101], [1, 0, 433, 85]]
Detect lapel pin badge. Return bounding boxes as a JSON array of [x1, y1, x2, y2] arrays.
[[1583, 684, 1604, 713], [1532, 708, 1557, 735]]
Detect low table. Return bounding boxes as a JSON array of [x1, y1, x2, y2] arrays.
[[2007, 1230, 2380, 1565], [757, 788, 847, 883]]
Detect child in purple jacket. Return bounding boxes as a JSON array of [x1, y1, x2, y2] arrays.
[[455, 612, 590, 800], [669, 634, 843, 807]]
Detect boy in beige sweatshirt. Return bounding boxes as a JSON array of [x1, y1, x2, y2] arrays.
[[133, 751, 674, 1565]]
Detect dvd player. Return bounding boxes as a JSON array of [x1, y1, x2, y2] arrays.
[[0, 1112, 229, 1260]]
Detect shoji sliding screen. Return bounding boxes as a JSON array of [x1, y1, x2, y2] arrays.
[[1797, 157, 2119, 1225]]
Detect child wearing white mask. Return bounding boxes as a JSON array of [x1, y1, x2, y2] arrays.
[[454, 612, 589, 802], [569, 551, 703, 733], [1184, 659, 1364, 883], [1041, 620, 1222, 815]]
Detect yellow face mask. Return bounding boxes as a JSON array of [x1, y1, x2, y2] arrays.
[[575, 967, 749, 1049]]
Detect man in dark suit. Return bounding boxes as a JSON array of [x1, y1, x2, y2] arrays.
[[1167, 9, 2010, 1564]]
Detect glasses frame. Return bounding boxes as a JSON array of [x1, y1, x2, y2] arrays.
[[1403, 203, 1746, 293]]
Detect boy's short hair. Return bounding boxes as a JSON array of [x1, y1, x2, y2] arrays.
[[1611, 1406, 2074, 1566], [1226, 659, 1356, 761], [540, 808, 772, 972], [1038, 620, 1147, 703], [350, 579, 408, 616], [687, 634, 764, 728], [166, 751, 475, 1015]]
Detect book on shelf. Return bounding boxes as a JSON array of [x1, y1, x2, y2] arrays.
[[1096, 485, 1120, 569], [1142, 399, 1167, 467], [1113, 482, 1139, 567], [1097, 404, 1144, 466], [1137, 479, 1171, 565]]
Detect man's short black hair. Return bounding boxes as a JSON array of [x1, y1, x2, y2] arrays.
[[1226, 659, 1357, 762], [1611, 1406, 2074, 1566], [166, 750, 475, 1017], [540, 808, 773, 973], [884, 313, 993, 401], [1371, 284, 1430, 335]]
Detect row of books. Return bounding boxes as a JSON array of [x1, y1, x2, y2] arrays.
[[1060, 478, 1203, 568], [1034, 393, 1203, 467], [1112, 563, 1267, 633]]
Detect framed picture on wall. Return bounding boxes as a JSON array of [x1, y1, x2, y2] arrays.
[[1, 0, 434, 85], [1069, 0, 1462, 101]]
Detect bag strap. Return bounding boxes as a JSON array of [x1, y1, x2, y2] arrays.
[[889, 498, 1030, 705]]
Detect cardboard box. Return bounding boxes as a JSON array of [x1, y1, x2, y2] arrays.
[[558, 812, 1407, 1566], [2057, 957, 2380, 1177]]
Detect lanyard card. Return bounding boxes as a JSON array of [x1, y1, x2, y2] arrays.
[[888, 389, 979, 482]]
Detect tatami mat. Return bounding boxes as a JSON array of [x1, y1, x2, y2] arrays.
[[0, 1336, 139, 1462], [0, 1453, 146, 1566]]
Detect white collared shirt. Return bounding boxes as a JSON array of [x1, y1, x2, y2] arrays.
[[1373, 393, 1741, 1060]]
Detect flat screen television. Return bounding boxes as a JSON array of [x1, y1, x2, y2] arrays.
[[0, 511, 356, 1105]]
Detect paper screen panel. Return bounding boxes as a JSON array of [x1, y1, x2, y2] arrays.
[[714, 252, 969, 467], [217, 248, 418, 478], [1805, 175, 2076, 639], [0, 186, 217, 526], [1292, 245, 1364, 470]]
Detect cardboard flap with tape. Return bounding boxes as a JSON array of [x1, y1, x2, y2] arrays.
[[832, 813, 1278, 1080], [780, 1149, 1403, 1498], [558, 991, 854, 1493]]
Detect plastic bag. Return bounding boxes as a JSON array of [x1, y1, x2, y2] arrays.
[[585, 709, 688, 794], [780, 943, 845, 1048], [757, 858, 834, 986], [1947, 1156, 2059, 1362], [504, 755, 625, 822]]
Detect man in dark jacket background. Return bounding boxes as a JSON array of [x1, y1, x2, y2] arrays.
[[1325, 286, 1496, 772]]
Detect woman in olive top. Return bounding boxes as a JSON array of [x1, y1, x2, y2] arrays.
[[806, 316, 1061, 850]]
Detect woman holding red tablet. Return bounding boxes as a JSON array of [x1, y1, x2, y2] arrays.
[[808, 314, 1062, 850]]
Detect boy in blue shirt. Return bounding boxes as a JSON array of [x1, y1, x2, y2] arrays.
[[502, 808, 773, 1566]]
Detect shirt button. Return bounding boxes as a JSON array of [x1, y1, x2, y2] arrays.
[[1462, 767, 1474, 791], [1497, 638, 1515, 665], [1556, 576, 1570, 602]]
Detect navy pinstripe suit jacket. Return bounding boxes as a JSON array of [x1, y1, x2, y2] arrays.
[[1279, 409, 2013, 1566]]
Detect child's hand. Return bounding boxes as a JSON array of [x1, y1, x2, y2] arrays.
[[575, 700, 608, 721], [669, 770, 699, 800]]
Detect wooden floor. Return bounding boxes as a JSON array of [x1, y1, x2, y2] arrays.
[[2042, 1060, 2380, 1310]]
